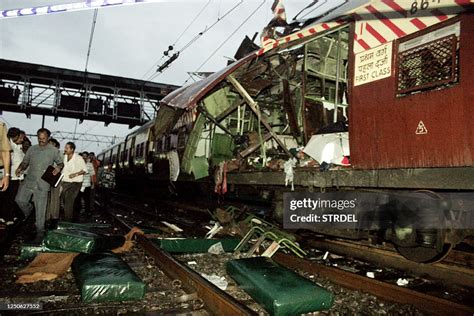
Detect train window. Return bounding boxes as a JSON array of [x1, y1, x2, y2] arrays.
[[396, 22, 459, 96], [135, 144, 140, 157]]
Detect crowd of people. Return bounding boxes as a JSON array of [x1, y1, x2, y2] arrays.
[[0, 122, 115, 241]]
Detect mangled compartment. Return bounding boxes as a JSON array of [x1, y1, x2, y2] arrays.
[[152, 25, 351, 181]]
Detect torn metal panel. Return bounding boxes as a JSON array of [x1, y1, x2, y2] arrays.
[[235, 62, 273, 97], [234, 35, 260, 61], [150, 105, 183, 140], [240, 79, 273, 97], [202, 87, 238, 118], [282, 79, 300, 139], [197, 104, 234, 137], [181, 114, 206, 174], [159, 54, 254, 110], [239, 133, 273, 158], [227, 74, 292, 157], [216, 98, 245, 122]]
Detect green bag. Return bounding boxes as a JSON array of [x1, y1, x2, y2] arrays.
[[227, 257, 334, 315], [72, 252, 146, 302], [43, 229, 125, 254], [19, 244, 67, 260]]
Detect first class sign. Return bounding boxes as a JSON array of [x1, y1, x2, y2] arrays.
[[354, 42, 392, 86]]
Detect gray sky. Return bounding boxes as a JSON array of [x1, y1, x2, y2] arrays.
[[0, 0, 351, 152]]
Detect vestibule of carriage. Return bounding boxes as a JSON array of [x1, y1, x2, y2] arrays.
[[175, 26, 351, 179]]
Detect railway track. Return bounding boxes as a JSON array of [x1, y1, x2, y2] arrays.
[[273, 253, 473, 316], [4, 193, 469, 314], [108, 196, 474, 315], [0, 212, 212, 315], [105, 206, 256, 315], [301, 237, 474, 288]]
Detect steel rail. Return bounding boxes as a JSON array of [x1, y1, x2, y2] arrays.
[[304, 238, 474, 288], [107, 210, 256, 316], [273, 252, 474, 316]]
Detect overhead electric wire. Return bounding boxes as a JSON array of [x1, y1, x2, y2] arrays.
[[182, 0, 266, 86], [299, 0, 328, 20], [85, 8, 98, 73], [173, 0, 212, 47], [140, 0, 213, 81], [293, 0, 321, 20], [147, 0, 244, 82]]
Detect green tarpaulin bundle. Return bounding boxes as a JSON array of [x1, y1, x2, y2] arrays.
[[72, 252, 146, 302], [227, 257, 334, 315], [153, 238, 240, 253], [20, 244, 67, 260], [42, 229, 125, 254]]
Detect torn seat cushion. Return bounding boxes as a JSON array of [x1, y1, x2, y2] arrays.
[[20, 244, 67, 260], [226, 257, 333, 315], [72, 252, 146, 302], [43, 229, 125, 254]]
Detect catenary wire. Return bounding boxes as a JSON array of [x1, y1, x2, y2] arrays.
[[140, 0, 213, 80], [147, 0, 244, 81], [182, 0, 266, 86]]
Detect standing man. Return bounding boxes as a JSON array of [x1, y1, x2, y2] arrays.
[[0, 122, 12, 230], [0, 122, 11, 192], [15, 128, 63, 236], [89, 152, 100, 212], [46, 138, 62, 227], [75, 152, 95, 216], [61, 142, 86, 221], [7, 127, 25, 197]]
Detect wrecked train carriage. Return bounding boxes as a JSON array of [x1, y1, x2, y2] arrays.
[[153, 7, 474, 184], [153, 25, 350, 179], [105, 1, 474, 263]]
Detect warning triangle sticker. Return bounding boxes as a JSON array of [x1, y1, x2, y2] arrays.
[[416, 121, 428, 134]]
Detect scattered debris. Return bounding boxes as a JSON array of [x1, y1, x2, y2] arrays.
[[161, 221, 183, 233], [366, 272, 375, 279], [201, 273, 228, 290], [397, 278, 409, 286], [205, 222, 223, 239], [284, 157, 297, 191], [208, 242, 225, 255]]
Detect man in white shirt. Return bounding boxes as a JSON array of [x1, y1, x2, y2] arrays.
[[60, 142, 86, 221], [7, 127, 25, 197], [75, 151, 95, 215]]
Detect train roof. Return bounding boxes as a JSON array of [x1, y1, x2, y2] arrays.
[[159, 54, 254, 111], [157, 1, 361, 111], [158, 0, 470, 113]]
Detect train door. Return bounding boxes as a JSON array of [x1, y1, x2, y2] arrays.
[[128, 136, 136, 171]]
